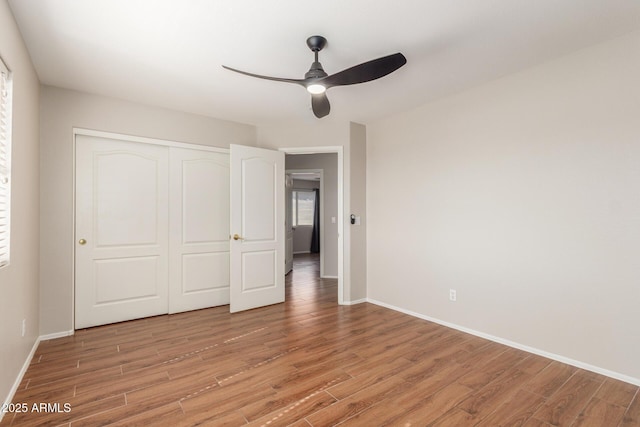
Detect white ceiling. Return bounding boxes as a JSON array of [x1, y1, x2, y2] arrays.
[[8, 0, 640, 126]]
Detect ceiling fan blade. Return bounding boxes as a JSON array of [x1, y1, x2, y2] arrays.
[[222, 65, 305, 86], [311, 93, 330, 118], [322, 53, 407, 88]]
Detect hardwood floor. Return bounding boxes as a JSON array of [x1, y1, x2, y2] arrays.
[[2, 253, 639, 426]]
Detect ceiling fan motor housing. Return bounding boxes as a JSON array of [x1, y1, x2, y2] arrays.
[[305, 62, 328, 79], [305, 36, 329, 79]]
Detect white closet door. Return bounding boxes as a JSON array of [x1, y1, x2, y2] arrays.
[[75, 135, 169, 329], [229, 144, 285, 313], [169, 147, 230, 313]]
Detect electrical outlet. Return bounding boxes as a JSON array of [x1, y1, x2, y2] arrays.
[[449, 289, 457, 302], [22, 319, 26, 337]]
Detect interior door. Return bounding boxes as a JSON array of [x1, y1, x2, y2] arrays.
[[230, 144, 285, 313], [285, 174, 294, 274], [168, 147, 230, 313], [75, 135, 169, 329]]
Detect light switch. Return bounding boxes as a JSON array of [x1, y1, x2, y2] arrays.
[[331, 216, 336, 224]]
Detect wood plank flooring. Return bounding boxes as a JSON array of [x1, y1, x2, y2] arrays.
[[2, 253, 639, 426]]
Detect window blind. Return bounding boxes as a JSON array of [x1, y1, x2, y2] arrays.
[[292, 190, 315, 226], [0, 57, 12, 268]]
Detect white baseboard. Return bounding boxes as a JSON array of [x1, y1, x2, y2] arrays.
[[293, 251, 311, 255], [1, 329, 76, 421], [321, 275, 338, 279], [367, 298, 640, 387], [40, 330, 74, 341], [1, 337, 41, 422], [342, 298, 367, 306]]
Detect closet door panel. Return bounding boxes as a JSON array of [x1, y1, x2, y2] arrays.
[[75, 135, 169, 329], [169, 147, 230, 313]]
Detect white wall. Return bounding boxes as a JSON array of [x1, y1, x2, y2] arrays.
[[39, 86, 257, 335], [367, 31, 640, 382], [0, 0, 40, 410]]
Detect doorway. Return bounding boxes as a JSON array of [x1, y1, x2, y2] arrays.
[[281, 147, 344, 304], [286, 169, 323, 276]]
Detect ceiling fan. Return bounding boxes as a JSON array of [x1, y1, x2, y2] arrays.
[[222, 36, 407, 118]]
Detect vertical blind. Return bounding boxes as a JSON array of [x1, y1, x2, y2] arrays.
[[0, 57, 11, 268]]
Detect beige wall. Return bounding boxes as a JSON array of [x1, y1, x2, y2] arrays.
[[349, 123, 367, 301], [39, 86, 257, 335], [0, 0, 40, 409], [367, 31, 640, 382], [258, 121, 349, 151], [292, 225, 314, 254], [287, 156, 338, 276]]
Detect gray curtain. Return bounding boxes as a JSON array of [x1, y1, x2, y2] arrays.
[[310, 189, 320, 253]]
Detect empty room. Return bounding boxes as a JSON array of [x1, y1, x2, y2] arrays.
[[1, 0, 640, 425]]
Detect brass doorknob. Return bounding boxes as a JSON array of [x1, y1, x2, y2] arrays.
[[232, 234, 244, 241], [78, 239, 87, 245]]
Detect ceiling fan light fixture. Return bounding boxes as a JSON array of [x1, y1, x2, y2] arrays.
[[306, 83, 326, 94]]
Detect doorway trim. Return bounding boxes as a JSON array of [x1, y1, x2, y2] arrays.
[[280, 146, 345, 305]]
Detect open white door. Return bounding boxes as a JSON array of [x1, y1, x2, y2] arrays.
[[285, 174, 294, 275], [230, 144, 285, 313]]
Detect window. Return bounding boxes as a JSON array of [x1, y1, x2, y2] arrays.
[[291, 190, 315, 226], [0, 56, 12, 268]]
